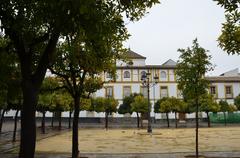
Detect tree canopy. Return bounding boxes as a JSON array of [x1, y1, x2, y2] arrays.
[[214, 0, 240, 54], [175, 39, 213, 157]]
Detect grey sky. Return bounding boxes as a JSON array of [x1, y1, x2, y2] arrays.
[[124, 0, 239, 76]]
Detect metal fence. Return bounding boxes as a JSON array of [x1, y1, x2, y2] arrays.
[[209, 112, 240, 123]]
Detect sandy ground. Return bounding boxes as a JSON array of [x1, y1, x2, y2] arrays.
[[36, 127, 240, 154]]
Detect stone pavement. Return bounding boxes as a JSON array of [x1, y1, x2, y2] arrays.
[[1, 120, 240, 158], [1, 151, 240, 158]]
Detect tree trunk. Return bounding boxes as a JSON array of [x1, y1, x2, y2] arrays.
[[166, 113, 170, 128], [136, 112, 140, 129], [0, 109, 6, 133], [58, 112, 62, 130], [13, 110, 20, 142], [51, 112, 54, 128], [72, 97, 80, 158], [68, 111, 72, 129], [196, 101, 199, 158], [41, 111, 46, 134], [19, 81, 38, 158], [175, 112, 178, 128], [206, 112, 210, 127], [105, 111, 109, 130], [224, 112, 227, 126]]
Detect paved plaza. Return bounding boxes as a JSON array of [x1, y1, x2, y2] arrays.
[[34, 127, 240, 157], [1, 123, 240, 157]]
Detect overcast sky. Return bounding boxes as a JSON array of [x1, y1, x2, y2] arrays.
[[124, 0, 239, 76]]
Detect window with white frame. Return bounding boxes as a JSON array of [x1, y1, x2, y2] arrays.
[[210, 86, 217, 98], [123, 86, 131, 97], [210, 86, 216, 95], [160, 86, 168, 98], [225, 86, 233, 98], [160, 71, 167, 79], [124, 71, 130, 78]]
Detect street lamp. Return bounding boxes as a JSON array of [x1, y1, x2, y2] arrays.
[[141, 72, 159, 133]]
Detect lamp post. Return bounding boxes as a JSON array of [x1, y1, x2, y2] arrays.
[[141, 72, 159, 133]]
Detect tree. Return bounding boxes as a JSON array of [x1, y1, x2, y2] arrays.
[[175, 39, 213, 158], [93, 97, 118, 129], [154, 97, 167, 113], [214, 0, 240, 54], [118, 93, 138, 115], [37, 94, 52, 134], [219, 100, 229, 126], [104, 98, 118, 129], [160, 99, 172, 128], [234, 94, 240, 110], [131, 95, 148, 129], [52, 92, 71, 130], [0, 40, 19, 134], [228, 104, 238, 112], [170, 97, 187, 128], [0, 1, 159, 157], [0, 89, 7, 133], [38, 77, 62, 133], [7, 78, 22, 142], [199, 94, 220, 127]]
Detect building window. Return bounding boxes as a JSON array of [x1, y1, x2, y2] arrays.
[[124, 71, 130, 78], [160, 86, 168, 98], [140, 86, 148, 98], [210, 86, 217, 98], [106, 87, 114, 98], [225, 85, 233, 98], [123, 86, 131, 98], [210, 86, 216, 95], [160, 71, 167, 79], [141, 71, 146, 78]]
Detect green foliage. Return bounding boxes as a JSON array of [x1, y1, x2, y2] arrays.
[[92, 97, 118, 114], [83, 77, 103, 98], [199, 94, 220, 113], [156, 97, 187, 114], [131, 95, 148, 114], [51, 92, 72, 112], [118, 93, 139, 114], [105, 98, 118, 114], [7, 79, 23, 111], [40, 77, 61, 93], [160, 100, 172, 113], [92, 97, 105, 112], [176, 39, 213, 110], [79, 98, 92, 111], [0, 89, 7, 109], [171, 98, 188, 113], [214, 0, 240, 54], [38, 77, 66, 112], [214, 0, 239, 12], [37, 93, 53, 112], [0, 37, 21, 110], [234, 94, 240, 110], [219, 100, 229, 112], [154, 97, 167, 113], [228, 104, 238, 112]]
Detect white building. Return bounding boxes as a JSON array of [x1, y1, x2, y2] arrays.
[[91, 50, 240, 119], [4, 50, 240, 119]]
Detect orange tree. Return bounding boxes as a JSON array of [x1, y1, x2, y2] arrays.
[[176, 39, 213, 158], [0, 1, 159, 157]]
